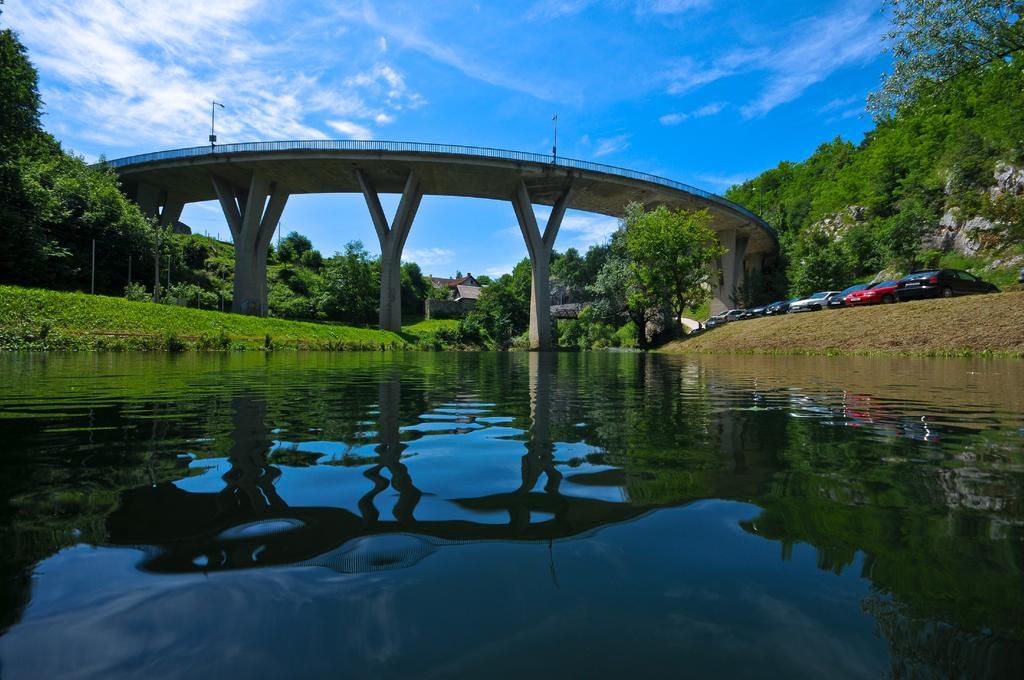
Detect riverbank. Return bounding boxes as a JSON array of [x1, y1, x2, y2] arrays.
[[0, 286, 459, 351], [661, 291, 1024, 357]]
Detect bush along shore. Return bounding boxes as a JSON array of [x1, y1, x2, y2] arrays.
[[661, 291, 1024, 358], [0, 286, 468, 351]]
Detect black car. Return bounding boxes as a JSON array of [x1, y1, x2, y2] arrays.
[[765, 298, 799, 315], [895, 269, 999, 301], [827, 283, 872, 309]]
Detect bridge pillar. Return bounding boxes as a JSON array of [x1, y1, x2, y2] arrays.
[[710, 228, 737, 315], [357, 170, 423, 332], [511, 180, 573, 350], [709, 230, 754, 314], [134, 182, 185, 228], [212, 173, 288, 316]]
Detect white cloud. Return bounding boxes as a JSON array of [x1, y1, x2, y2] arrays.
[[659, 101, 725, 125], [662, 1, 885, 117], [636, 0, 714, 15], [327, 120, 373, 139], [4, 1, 421, 151], [592, 134, 630, 158], [692, 172, 754, 192], [484, 263, 518, 277], [526, 0, 596, 20], [337, 2, 579, 104], [817, 95, 861, 113], [559, 214, 619, 248], [664, 49, 767, 95], [531, 208, 619, 249], [403, 247, 456, 266], [739, 5, 885, 118]]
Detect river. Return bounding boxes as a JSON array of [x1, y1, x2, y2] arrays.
[[0, 352, 1021, 677]]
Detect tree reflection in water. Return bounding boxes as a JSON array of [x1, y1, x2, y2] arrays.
[[0, 352, 1021, 676]]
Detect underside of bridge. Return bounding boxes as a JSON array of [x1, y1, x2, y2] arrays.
[[112, 143, 777, 347]]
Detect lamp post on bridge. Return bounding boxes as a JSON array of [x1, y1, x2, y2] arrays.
[[552, 114, 558, 164], [210, 101, 225, 150]]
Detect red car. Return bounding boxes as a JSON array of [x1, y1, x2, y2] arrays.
[[844, 280, 899, 306]]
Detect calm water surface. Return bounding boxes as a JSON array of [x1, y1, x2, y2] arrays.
[[0, 352, 1022, 678]]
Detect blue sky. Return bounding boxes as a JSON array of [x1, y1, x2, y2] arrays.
[[5, 0, 890, 277]]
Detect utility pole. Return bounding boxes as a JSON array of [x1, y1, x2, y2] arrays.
[[128, 251, 132, 286], [552, 114, 558, 163], [153, 238, 160, 302], [91, 239, 95, 294], [210, 101, 225, 149]]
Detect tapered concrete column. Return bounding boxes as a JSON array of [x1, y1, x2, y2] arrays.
[[511, 180, 573, 350], [734, 234, 749, 297], [212, 173, 288, 316], [357, 170, 423, 332], [710, 228, 737, 315], [134, 182, 185, 228]]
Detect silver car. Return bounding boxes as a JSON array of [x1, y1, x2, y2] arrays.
[[789, 291, 842, 312]]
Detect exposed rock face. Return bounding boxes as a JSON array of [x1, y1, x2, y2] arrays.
[[922, 209, 985, 255], [924, 162, 1021, 255], [992, 161, 1024, 199], [814, 205, 866, 240]]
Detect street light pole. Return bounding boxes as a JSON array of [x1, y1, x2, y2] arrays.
[[210, 101, 225, 149], [552, 114, 558, 163]]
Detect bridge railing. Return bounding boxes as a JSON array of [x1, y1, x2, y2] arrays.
[[105, 139, 771, 234]]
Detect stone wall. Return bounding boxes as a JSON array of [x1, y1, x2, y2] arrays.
[[425, 298, 476, 319]]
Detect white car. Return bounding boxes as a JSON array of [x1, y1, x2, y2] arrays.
[[789, 291, 842, 312]]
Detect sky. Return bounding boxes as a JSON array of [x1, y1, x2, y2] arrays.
[[3, 0, 891, 277]]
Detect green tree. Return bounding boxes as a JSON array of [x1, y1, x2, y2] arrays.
[[277, 231, 313, 263], [623, 203, 726, 334], [0, 15, 41, 155], [587, 243, 660, 349], [460, 258, 531, 349], [879, 200, 930, 270], [869, 0, 1024, 115], [786, 229, 853, 296], [551, 247, 587, 301], [400, 261, 429, 316], [316, 241, 378, 322]]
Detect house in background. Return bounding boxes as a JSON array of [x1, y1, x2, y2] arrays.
[[429, 273, 482, 292], [426, 272, 484, 319]]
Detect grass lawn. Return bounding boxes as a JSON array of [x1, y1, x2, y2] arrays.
[[0, 286, 411, 351], [662, 291, 1024, 357]]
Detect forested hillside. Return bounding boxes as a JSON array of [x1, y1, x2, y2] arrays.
[[726, 59, 1024, 301]]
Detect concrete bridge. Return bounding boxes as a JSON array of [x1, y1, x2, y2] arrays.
[[107, 140, 777, 348]]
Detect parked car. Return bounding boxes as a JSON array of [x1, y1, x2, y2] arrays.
[[789, 291, 842, 312], [845, 280, 900, 306], [828, 283, 872, 309], [705, 313, 728, 329], [765, 298, 799, 315], [895, 269, 999, 301], [724, 309, 746, 322], [745, 305, 767, 318]]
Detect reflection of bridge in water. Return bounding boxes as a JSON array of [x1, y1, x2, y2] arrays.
[[106, 354, 667, 573]]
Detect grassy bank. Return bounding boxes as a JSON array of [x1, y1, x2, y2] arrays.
[[0, 286, 428, 351], [662, 291, 1024, 357]]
